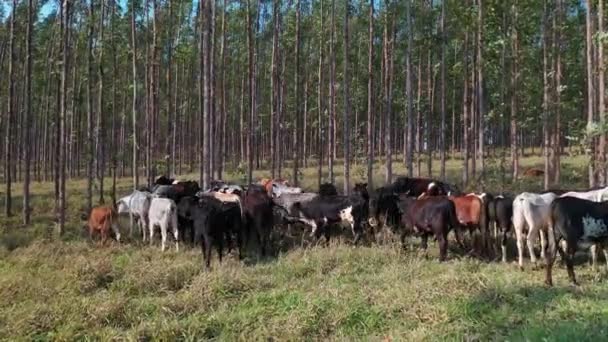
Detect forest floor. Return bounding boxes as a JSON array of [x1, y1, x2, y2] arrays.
[[2, 152, 608, 340]]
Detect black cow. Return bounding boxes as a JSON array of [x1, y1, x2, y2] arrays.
[[152, 180, 200, 203], [369, 186, 401, 233], [188, 196, 244, 269], [155, 175, 175, 186], [319, 183, 339, 196], [487, 195, 513, 263], [243, 184, 275, 257], [292, 183, 369, 244], [546, 197, 608, 286], [394, 195, 463, 261]]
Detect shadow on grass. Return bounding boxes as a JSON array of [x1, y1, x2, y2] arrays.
[[450, 284, 608, 340]]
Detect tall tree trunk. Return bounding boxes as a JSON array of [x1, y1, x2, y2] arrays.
[[131, 0, 139, 189], [246, 0, 254, 185], [293, 0, 301, 186], [328, 0, 336, 184], [511, 1, 519, 180], [598, 0, 606, 186], [405, 0, 414, 176], [366, 0, 374, 189], [344, 0, 351, 193], [439, 0, 446, 180], [87, 0, 95, 211], [218, 0, 227, 179], [477, 0, 485, 182], [58, 0, 70, 235], [463, 28, 470, 186], [5, 0, 16, 217], [586, 0, 596, 187], [23, 0, 34, 224], [317, 0, 325, 187], [96, 0, 106, 204], [542, 0, 550, 190], [554, 0, 562, 184], [384, 1, 393, 184], [203, 0, 211, 189]]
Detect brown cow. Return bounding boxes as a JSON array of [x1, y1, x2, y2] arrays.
[[86, 205, 121, 245], [523, 167, 544, 177], [258, 178, 291, 196], [448, 193, 490, 256]]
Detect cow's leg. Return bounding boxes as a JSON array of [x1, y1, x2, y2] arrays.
[[237, 230, 245, 260], [204, 234, 213, 270], [101, 228, 108, 246], [539, 229, 547, 261], [526, 225, 539, 266], [454, 227, 466, 251], [420, 234, 429, 258], [173, 225, 180, 252], [501, 229, 509, 264], [438, 231, 448, 262], [149, 224, 155, 247], [111, 223, 121, 243], [590, 244, 598, 271], [565, 239, 578, 285], [218, 236, 224, 264], [160, 223, 168, 252], [545, 225, 558, 287]]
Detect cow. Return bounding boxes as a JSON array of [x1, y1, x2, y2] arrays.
[[487, 195, 514, 263], [243, 184, 275, 257], [291, 184, 369, 244], [545, 197, 608, 286], [387, 196, 462, 261], [271, 183, 302, 197], [369, 186, 402, 234], [259, 178, 291, 197], [445, 193, 489, 257], [523, 168, 544, 177], [86, 206, 121, 245], [183, 196, 244, 268], [558, 186, 608, 268], [512, 192, 558, 269], [152, 180, 200, 203], [116, 190, 152, 241], [148, 197, 179, 252], [206, 180, 243, 195], [392, 176, 459, 198], [155, 175, 175, 186], [319, 183, 339, 196]]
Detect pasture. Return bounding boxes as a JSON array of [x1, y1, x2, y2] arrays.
[[2, 154, 608, 340]]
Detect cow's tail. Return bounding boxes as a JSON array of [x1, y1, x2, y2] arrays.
[[447, 200, 461, 232]]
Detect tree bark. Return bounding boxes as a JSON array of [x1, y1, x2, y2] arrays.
[[511, 1, 519, 180], [343, 0, 351, 193], [598, 0, 606, 185], [5, 0, 16, 217], [439, 0, 446, 180], [405, 0, 414, 176], [294, 0, 301, 186], [366, 0, 375, 189], [131, 0, 139, 189], [58, 0, 70, 235], [23, 0, 35, 224], [586, 0, 596, 187], [542, 0, 550, 190]]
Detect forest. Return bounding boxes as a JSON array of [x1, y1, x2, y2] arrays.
[[0, 0, 604, 228]]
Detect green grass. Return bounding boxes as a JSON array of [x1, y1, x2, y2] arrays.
[[1, 152, 606, 340]]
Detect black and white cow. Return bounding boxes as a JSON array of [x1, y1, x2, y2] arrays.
[[545, 196, 608, 286], [292, 183, 369, 244]]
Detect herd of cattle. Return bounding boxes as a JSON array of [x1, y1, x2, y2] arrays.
[[84, 175, 608, 287]]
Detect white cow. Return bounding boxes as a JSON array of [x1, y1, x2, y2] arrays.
[[116, 190, 152, 241], [148, 198, 179, 252], [271, 183, 303, 197], [559, 186, 608, 269], [512, 192, 558, 268]]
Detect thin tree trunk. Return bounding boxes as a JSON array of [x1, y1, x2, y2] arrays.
[[477, 0, 485, 181], [293, 0, 301, 186], [4, 0, 16, 217], [439, 0, 447, 180], [366, 0, 374, 188], [246, 0, 254, 185], [58, 0, 70, 235], [405, 0, 414, 176], [586, 0, 596, 187], [131, 0, 139, 190], [598, 0, 606, 185], [554, 0, 562, 184], [96, 0, 106, 204], [511, 1, 519, 180], [463, 28, 470, 186], [542, 0, 550, 190], [23, 0, 34, 224], [317, 0, 325, 187], [344, 0, 351, 193]]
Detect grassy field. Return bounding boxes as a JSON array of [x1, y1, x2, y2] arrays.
[[2, 153, 608, 340]]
